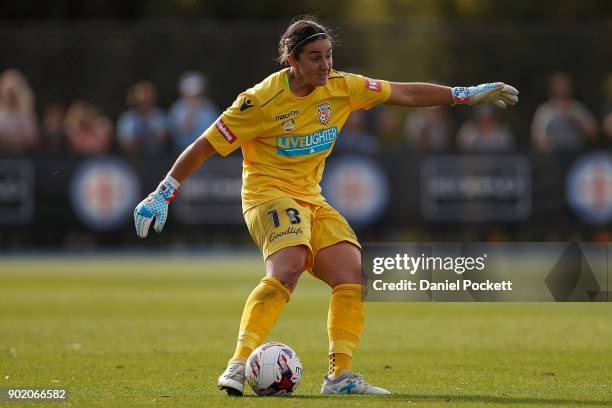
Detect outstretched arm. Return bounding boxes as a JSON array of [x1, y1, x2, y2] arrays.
[[134, 86, 262, 239], [387, 82, 518, 108], [134, 135, 217, 238], [387, 82, 454, 107]]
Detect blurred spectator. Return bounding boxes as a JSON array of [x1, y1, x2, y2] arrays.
[[65, 101, 113, 155], [168, 71, 219, 152], [0, 69, 38, 152], [41, 102, 67, 153], [404, 106, 452, 152], [336, 110, 379, 155], [457, 105, 515, 152], [601, 73, 612, 141], [531, 71, 598, 152], [375, 107, 401, 145], [117, 81, 168, 155]]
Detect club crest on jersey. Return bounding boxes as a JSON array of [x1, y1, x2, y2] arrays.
[[318, 103, 331, 126], [282, 119, 295, 132]]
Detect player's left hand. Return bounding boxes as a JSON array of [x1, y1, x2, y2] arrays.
[[452, 82, 519, 109]]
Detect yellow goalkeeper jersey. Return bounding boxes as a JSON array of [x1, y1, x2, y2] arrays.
[[204, 68, 391, 212]]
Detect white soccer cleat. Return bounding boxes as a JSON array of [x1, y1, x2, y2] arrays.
[[321, 371, 390, 395], [217, 362, 246, 396]]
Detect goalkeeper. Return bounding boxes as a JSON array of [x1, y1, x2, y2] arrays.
[[134, 16, 518, 396]]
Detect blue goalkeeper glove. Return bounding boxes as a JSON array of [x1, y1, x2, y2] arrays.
[[451, 82, 519, 109], [134, 175, 180, 238]]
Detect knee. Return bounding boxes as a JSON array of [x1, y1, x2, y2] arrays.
[[270, 263, 304, 290], [279, 262, 305, 288], [312, 242, 362, 287], [266, 246, 309, 290], [330, 266, 361, 287]]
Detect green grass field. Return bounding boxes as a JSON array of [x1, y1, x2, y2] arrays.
[[0, 255, 611, 407]]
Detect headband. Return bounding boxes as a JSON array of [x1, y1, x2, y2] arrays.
[[288, 32, 328, 55]]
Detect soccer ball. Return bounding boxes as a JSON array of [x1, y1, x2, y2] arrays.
[[245, 342, 302, 396]]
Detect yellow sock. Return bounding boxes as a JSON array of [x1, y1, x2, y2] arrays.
[[327, 283, 364, 377], [328, 353, 352, 378], [229, 276, 291, 364]]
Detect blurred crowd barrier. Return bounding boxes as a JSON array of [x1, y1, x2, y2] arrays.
[[1, 149, 610, 249]]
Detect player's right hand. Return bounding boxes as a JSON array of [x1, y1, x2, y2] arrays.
[[134, 176, 180, 238]]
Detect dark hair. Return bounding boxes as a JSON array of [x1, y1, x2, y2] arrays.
[[277, 16, 334, 65]]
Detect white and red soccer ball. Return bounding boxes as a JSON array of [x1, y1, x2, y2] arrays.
[[245, 342, 302, 396]]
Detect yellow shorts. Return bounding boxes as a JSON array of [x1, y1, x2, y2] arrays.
[[244, 196, 361, 270]]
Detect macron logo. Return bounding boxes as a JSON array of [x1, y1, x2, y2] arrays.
[[215, 118, 237, 144]]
